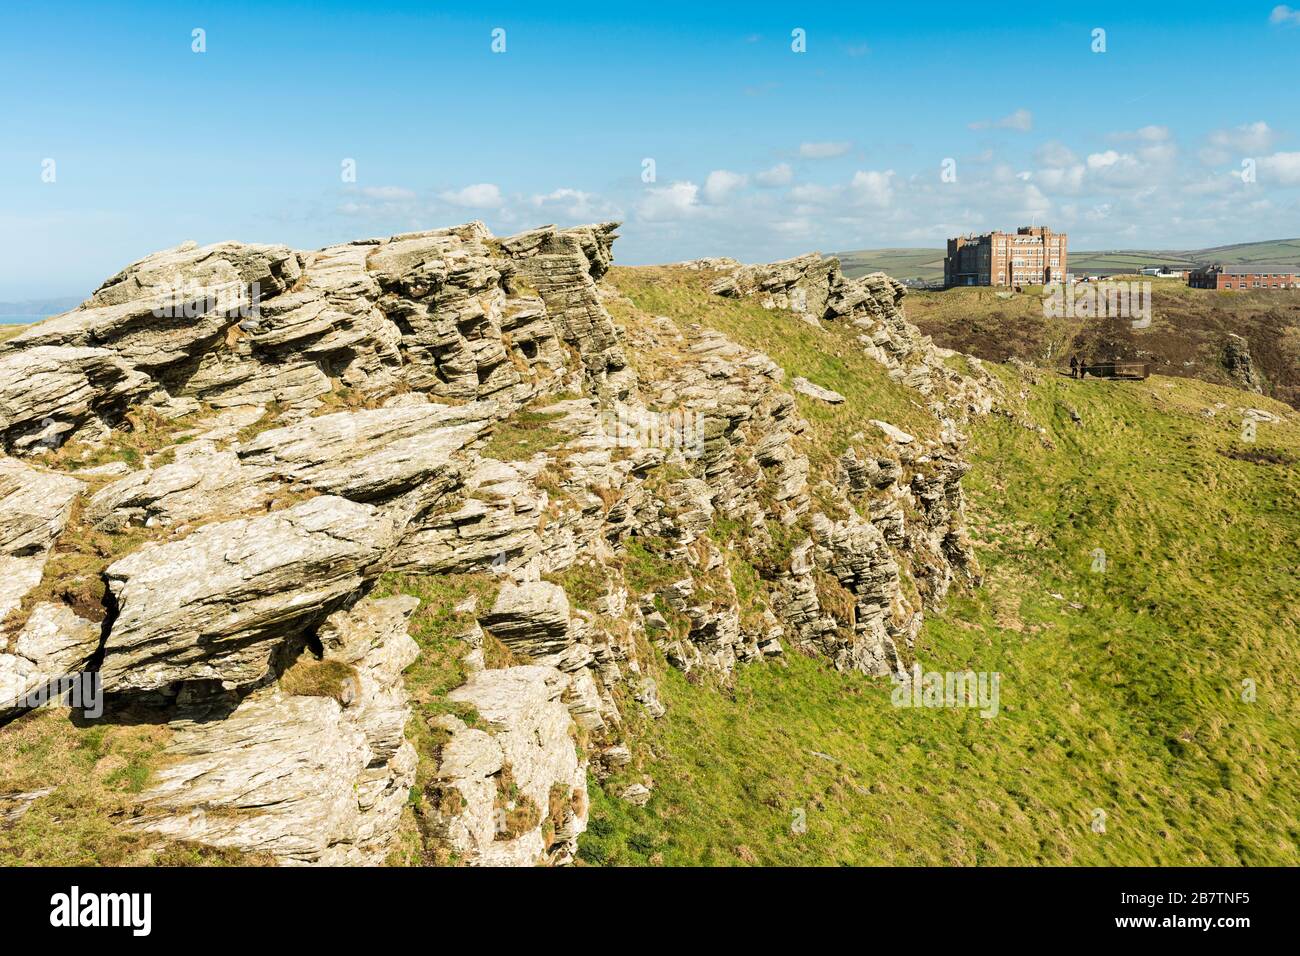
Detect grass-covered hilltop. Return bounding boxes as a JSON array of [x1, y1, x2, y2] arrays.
[[0, 226, 1295, 867]]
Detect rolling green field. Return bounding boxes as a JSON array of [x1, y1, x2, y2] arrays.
[[833, 248, 948, 283], [586, 270, 1300, 866], [835, 238, 1300, 282]]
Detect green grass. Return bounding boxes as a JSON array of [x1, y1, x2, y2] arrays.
[[480, 407, 571, 461], [581, 368, 1300, 866]]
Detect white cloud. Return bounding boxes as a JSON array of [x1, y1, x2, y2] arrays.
[[969, 108, 1033, 132], [703, 169, 748, 203], [1036, 141, 1078, 168], [1036, 164, 1086, 191], [529, 188, 621, 221], [1270, 5, 1300, 25], [787, 169, 895, 209], [1200, 121, 1276, 165], [1085, 202, 1113, 222], [789, 183, 837, 204], [849, 169, 895, 207], [755, 163, 794, 187], [1021, 184, 1052, 219], [1112, 125, 1171, 143], [799, 141, 852, 159], [1257, 152, 1300, 184], [1087, 150, 1126, 170], [636, 181, 700, 221], [439, 183, 504, 208]]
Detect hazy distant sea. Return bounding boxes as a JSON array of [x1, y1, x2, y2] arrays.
[[0, 315, 46, 324]]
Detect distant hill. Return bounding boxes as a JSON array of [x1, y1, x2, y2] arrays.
[[833, 248, 948, 283], [0, 296, 83, 317], [835, 238, 1300, 282]]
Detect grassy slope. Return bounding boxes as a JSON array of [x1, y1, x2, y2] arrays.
[[584, 271, 1300, 866]]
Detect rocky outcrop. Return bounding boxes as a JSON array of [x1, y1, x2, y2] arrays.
[[0, 220, 989, 866], [238, 401, 495, 503], [709, 252, 999, 419], [129, 594, 420, 865], [793, 376, 846, 404], [1222, 333, 1264, 394]]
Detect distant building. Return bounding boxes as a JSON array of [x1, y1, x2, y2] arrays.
[[944, 226, 1067, 288], [1188, 265, 1298, 290]]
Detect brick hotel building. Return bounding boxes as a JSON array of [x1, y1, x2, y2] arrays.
[[944, 226, 1068, 288], [1187, 265, 1299, 290]]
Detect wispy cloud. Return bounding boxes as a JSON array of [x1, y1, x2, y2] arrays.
[[1269, 5, 1300, 25], [755, 163, 794, 187], [799, 141, 853, 159], [1200, 121, 1276, 165], [358, 185, 416, 200], [969, 109, 1033, 132], [1257, 152, 1300, 184], [703, 170, 748, 204], [636, 181, 701, 221], [439, 183, 504, 208]]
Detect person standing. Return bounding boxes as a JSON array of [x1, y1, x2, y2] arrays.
[[1069, 354, 1079, 379], [1079, 356, 1088, 379]]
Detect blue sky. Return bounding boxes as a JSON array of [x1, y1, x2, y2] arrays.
[[3, 0, 1299, 298]]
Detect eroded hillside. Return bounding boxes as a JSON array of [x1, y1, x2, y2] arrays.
[[905, 281, 1300, 410]]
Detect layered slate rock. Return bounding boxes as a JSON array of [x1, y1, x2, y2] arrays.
[[0, 219, 995, 866], [0, 346, 152, 453], [0, 221, 621, 456], [431, 665, 588, 866], [86, 441, 266, 530], [238, 401, 495, 502], [479, 581, 573, 659], [126, 594, 420, 864], [130, 596, 420, 866], [0, 459, 84, 622], [100, 496, 397, 691]]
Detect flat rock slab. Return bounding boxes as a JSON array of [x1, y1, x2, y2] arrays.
[[793, 376, 846, 404], [238, 402, 496, 502], [870, 419, 916, 445], [100, 495, 396, 691]]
